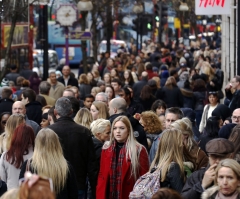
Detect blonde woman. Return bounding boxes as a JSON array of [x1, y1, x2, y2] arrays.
[[91, 87, 101, 97], [90, 101, 109, 120], [150, 128, 185, 193], [97, 116, 149, 199], [170, 117, 208, 170], [0, 114, 25, 154], [139, 111, 162, 151], [90, 119, 111, 169], [202, 159, 240, 199], [19, 128, 78, 199], [74, 108, 93, 129]]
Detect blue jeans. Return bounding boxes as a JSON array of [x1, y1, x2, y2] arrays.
[[78, 190, 85, 199]]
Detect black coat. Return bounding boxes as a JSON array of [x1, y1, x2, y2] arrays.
[[25, 101, 42, 125], [19, 161, 78, 199], [48, 117, 97, 196], [225, 89, 240, 113], [132, 80, 148, 101], [92, 137, 103, 173], [0, 98, 14, 114], [181, 166, 209, 199], [5, 72, 20, 85], [109, 113, 148, 150], [57, 76, 79, 88], [193, 91, 206, 111], [162, 86, 184, 108], [19, 69, 34, 80]]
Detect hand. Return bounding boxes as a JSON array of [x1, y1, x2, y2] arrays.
[[134, 113, 141, 120], [202, 163, 217, 189], [225, 83, 232, 90], [210, 81, 215, 86]]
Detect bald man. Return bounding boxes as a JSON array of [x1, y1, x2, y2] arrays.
[[57, 65, 79, 88], [108, 98, 148, 149], [231, 108, 240, 124], [132, 71, 148, 101], [12, 101, 40, 135]]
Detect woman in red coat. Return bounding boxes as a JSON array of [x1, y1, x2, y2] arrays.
[[96, 115, 149, 199]]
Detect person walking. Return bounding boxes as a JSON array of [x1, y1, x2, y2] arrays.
[[96, 115, 149, 199]]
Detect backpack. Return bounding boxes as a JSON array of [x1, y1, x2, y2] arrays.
[[129, 168, 161, 199]]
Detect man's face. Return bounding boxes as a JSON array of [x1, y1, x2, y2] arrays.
[[49, 73, 57, 84], [84, 97, 94, 109], [231, 109, 240, 124], [165, 113, 179, 129], [230, 78, 240, 90], [111, 82, 120, 92], [21, 94, 29, 106], [209, 154, 227, 166], [12, 103, 26, 114], [118, 91, 128, 102], [62, 66, 70, 77]]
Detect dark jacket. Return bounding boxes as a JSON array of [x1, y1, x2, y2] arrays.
[[202, 186, 240, 199], [19, 161, 78, 199], [25, 101, 42, 125], [181, 166, 209, 199], [225, 89, 240, 113], [132, 79, 148, 101], [193, 91, 206, 111], [109, 113, 148, 150], [57, 76, 79, 88], [48, 117, 98, 196], [139, 95, 156, 111], [181, 88, 194, 109], [0, 98, 14, 114], [160, 162, 184, 193], [127, 100, 145, 116], [5, 72, 20, 85], [0, 180, 7, 197], [162, 86, 184, 108], [79, 84, 92, 100], [19, 69, 34, 80], [92, 137, 103, 174]]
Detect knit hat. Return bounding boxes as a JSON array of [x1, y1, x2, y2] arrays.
[[212, 104, 232, 121], [218, 123, 237, 139]]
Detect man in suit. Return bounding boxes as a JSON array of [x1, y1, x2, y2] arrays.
[[57, 65, 79, 88]]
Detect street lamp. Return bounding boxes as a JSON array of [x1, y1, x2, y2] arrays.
[[132, 2, 143, 53], [77, 0, 93, 73]]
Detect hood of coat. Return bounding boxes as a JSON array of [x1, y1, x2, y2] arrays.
[[202, 186, 240, 199], [181, 88, 193, 97]]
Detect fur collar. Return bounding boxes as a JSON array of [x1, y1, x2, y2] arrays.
[[181, 88, 193, 97], [202, 186, 240, 199]]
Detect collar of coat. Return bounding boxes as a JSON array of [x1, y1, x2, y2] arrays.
[[202, 185, 240, 199]]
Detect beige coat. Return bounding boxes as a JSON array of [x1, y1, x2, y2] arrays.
[[49, 82, 65, 100]]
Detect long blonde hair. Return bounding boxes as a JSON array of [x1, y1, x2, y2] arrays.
[[92, 101, 109, 119], [74, 108, 93, 129], [150, 128, 185, 182], [5, 114, 25, 150], [106, 116, 143, 180], [31, 128, 69, 194], [170, 117, 194, 151]]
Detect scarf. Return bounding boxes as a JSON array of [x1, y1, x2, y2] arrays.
[[215, 191, 238, 199], [109, 141, 126, 199]]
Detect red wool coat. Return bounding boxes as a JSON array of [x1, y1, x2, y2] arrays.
[[96, 145, 149, 199]]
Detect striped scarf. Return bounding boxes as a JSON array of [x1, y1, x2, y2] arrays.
[[109, 141, 126, 199]]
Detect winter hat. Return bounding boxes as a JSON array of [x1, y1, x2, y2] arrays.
[[181, 108, 196, 123], [212, 104, 232, 121], [218, 123, 237, 139]]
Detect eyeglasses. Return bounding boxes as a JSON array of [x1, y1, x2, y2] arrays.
[[232, 116, 240, 120]]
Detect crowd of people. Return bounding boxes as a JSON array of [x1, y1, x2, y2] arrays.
[[0, 38, 240, 199]]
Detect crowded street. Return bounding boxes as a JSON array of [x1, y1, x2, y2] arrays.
[[0, 0, 239, 199]]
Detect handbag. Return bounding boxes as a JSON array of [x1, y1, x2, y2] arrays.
[[129, 168, 161, 199]]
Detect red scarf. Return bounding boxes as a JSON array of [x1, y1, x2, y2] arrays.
[[109, 141, 126, 199]]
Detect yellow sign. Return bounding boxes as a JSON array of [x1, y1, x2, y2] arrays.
[[183, 24, 190, 28], [174, 18, 181, 29], [3, 24, 28, 48]]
